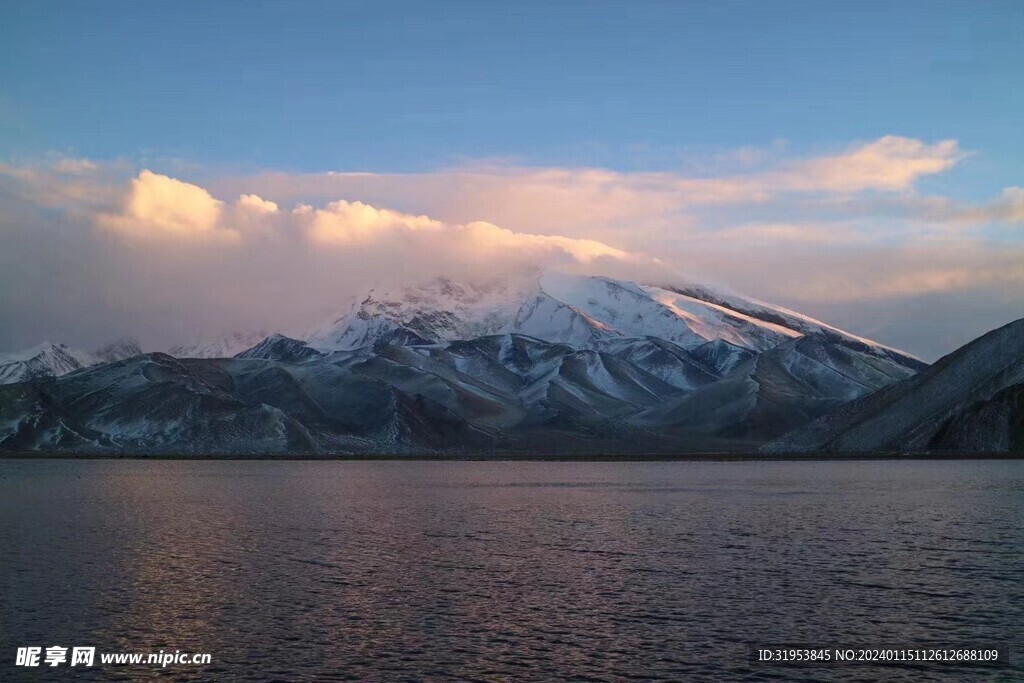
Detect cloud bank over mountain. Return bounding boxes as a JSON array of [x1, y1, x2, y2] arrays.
[[1, 135, 1022, 360]]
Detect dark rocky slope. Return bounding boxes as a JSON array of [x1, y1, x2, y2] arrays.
[[766, 319, 1024, 453]]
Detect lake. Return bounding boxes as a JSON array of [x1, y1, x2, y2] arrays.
[[1, 459, 1021, 680]]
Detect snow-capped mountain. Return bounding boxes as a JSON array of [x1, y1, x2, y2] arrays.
[[1, 272, 944, 454], [168, 330, 269, 359], [307, 278, 533, 351], [235, 334, 324, 362], [93, 336, 143, 363], [308, 273, 922, 366], [0, 337, 147, 385], [0, 342, 97, 385], [661, 281, 916, 364], [0, 325, 922, 454]]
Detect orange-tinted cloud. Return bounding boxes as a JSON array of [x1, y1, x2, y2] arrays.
[[204, 136, 967, 248], [97, 170, 236, 242], [771, 136, 962, 193], [88, 171, 655, 275]]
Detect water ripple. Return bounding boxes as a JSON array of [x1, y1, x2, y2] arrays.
[[1, 459, 1021, 681]]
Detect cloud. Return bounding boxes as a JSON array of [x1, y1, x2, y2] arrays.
[[812, 186, 1024, 233], [704, 222, 872, 246], [300, 200, 443, 246], [0, 138, 1019, 361], [679, 238, 1024, 303], [97, 170, 237, 242], [0, 167, 661, 351], [928, 187, 1024, 225], [206, 136, 967, 249], [291, 197, 637, 265], [51, 157, 100, 175], [772, 136, 963, 193], [236, 193, 279, 215], [0, 157, 124, 211], [84, 171, 648, 273], [455, 221, 635, 264], [211, 166, 689, 246]]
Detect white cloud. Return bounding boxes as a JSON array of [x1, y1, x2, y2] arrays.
[[236, 193, 279, 214], [455, 221, 635, 264], [52, 157, 100, 175], [772, 136, 963, 193], [300, 200, 443, 245], [205, 136, 968, 250], [0, 157, 123, 211], [85, 169, 651, 269], [704, 222, 872, 246], [97, 170, 235, 242], [945, 187, 1024, 225], [0, 139, 1020, 360]]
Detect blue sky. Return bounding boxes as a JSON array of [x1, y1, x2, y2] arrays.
[[3, 1, 1021, 185], [1, 1, 1023, 359]]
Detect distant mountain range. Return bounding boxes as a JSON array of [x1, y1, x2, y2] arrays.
[[168, 331, 270, 361], [1, 272, 1018, 455], [0, 338, 141, 385]]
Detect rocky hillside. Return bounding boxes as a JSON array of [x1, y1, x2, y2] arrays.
[[766, 319, 1024, 453]]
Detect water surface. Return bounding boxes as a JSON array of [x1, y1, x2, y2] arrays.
[[1, 459, 1021, 680]]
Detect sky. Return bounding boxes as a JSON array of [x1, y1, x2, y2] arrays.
[[1, 0, 1023, 360]]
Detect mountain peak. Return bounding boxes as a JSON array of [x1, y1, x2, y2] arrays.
[[0, 341, 97, 385], [94, 336, 143, 363], [168, 330, 270, 359], [305, 272, 922, 368], [235, 334, 324, 362]]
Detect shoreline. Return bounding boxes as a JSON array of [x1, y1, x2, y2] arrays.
[[1, 452, 1022, 462]]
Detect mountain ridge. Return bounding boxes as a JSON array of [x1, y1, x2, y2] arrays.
[[305, 273, 924, 367], [0, 272, 945, 454], [0, 337, 143, 385], [765, 318, 1024, 453]]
